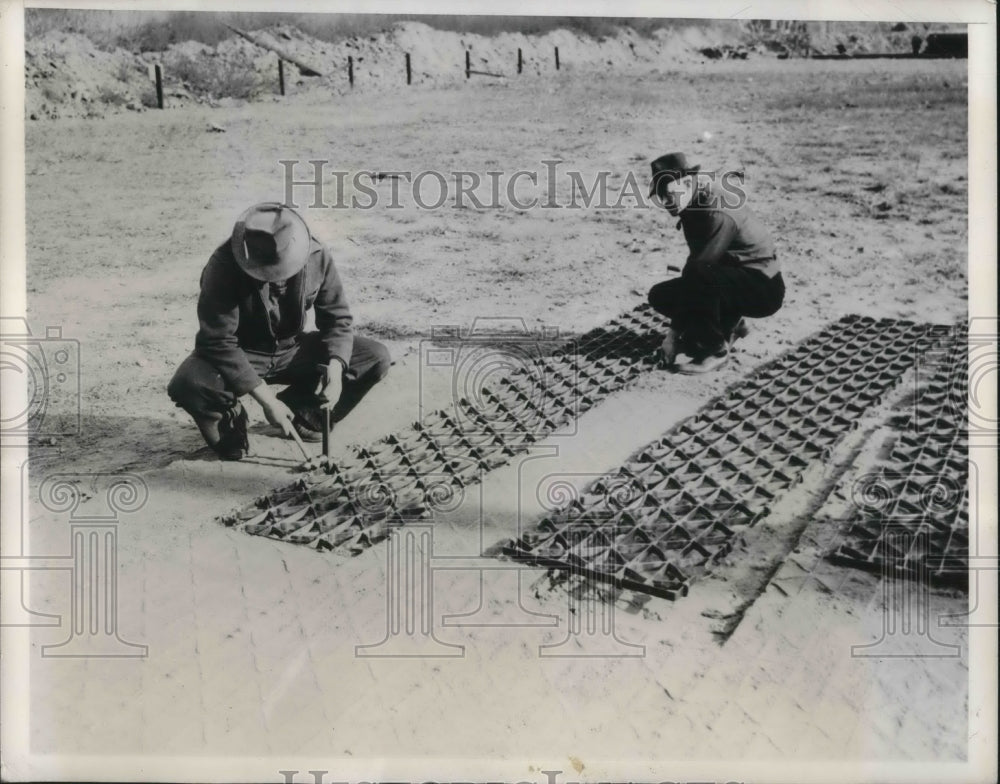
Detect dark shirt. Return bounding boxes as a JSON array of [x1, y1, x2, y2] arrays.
[[678, 181, 779, 277]]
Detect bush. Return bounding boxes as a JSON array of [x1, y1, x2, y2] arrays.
[[97, 85, 128, 105], [113, 58, 134, 82], [169, 53, 261, 99], [211, 60, 261, 100], [139, 88, 159, 108]]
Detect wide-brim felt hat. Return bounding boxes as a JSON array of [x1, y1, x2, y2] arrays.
[[231, 202, 311, 282], [648, 152, 701, 197]]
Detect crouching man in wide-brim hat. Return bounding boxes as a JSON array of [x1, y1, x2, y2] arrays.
[[646, 152, 785, 374], [168, 202, 391, 460]]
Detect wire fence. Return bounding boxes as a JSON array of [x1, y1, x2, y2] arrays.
[[139, 22, 967, 109], [145, 44, 568, 107]]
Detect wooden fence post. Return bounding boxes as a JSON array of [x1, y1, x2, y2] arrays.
[[465, 50, 471, 79], [554, 47, 560, 70], [348, 55, 354, 88], [278, 58, 285, 95], [154, 63, 164, 109], [405, 53, 411, 85], [517, 47, 523, 74]]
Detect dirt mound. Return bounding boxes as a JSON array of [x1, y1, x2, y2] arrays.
[[25, 30, 151, 120], [24, 20, 743, 120], [802, 21, 965, 56], [23, 19, 973, 121]]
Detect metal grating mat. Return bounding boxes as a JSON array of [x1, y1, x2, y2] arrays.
[[826, 328, 968, 587], [221, 304, 669, 552], [222, 312, 962, 600], [501, 316, 953, 600]]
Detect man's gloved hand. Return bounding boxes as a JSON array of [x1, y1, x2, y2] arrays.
[[316, 362, 344, 412]]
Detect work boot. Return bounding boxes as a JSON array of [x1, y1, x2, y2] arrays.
[[194, 404, 248, 461], [658, 327, 681, 367], [726, 318, 750, 348], [675, 348, 730, 375], [292, 414, 325, 443], [217, 405, 249, 460]]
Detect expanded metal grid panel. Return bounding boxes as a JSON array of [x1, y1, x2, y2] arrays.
[[222, 305, 668, 553], [827, 329, 968, 587], [503, 316, 949, 600]]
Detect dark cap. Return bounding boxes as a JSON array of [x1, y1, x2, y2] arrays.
[[648, 152, 701, 197]]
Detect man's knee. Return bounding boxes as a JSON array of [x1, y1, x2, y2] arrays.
[[350, 337, 392, 385], [167, 355, 229, 415], [648, 281, 673, 313], [167, 363, 195, 407], [650, 279, 693, 319], [368, 341, 392, 382]]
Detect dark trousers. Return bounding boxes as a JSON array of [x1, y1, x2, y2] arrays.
[[167, 332, 391, 426], [648, 264, 785, 355]]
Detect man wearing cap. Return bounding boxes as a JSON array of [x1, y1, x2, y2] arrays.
[[646, 152, 784, 373], [167, 203, 391, 460]]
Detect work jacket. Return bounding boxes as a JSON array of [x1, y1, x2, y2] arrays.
[[678, 180, 779, 277], [193, 237, 354, 396]]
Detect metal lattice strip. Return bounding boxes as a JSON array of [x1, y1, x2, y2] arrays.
[[826, 328, 968, 587], [221, 304, 670, 553], [502, 316, 952, 600]]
